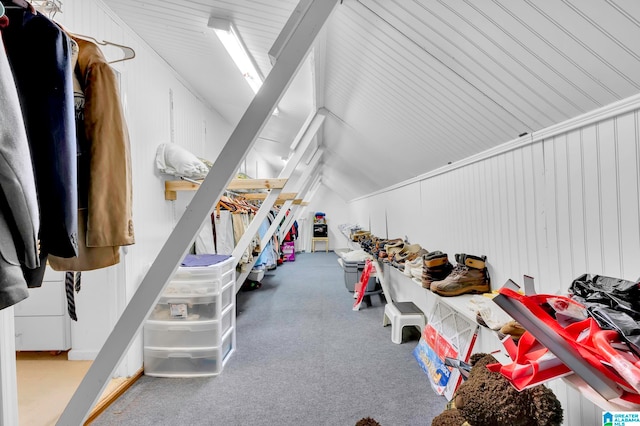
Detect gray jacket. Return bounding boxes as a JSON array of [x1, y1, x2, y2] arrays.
[[0, 33, 40, 309]]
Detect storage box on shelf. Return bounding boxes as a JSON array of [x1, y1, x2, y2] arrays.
[[143, 256, 236, 377], [313, 223, 328, 237]]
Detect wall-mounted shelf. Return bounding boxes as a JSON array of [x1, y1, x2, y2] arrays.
[[275, 198, 304, 206], [242, 192, 296, 201], [164, 178, 288, 200]]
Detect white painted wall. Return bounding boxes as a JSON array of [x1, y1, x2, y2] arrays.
[[349, 95, 640, 426], [302, 183, 351, 251]]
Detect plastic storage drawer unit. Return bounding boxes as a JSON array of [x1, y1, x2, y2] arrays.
[[144, 328, 235, 377], [144, 304, 234, 348], [171, 256, 234, 282], [164, 266, 234, 297], [148, 269, 234, 321]]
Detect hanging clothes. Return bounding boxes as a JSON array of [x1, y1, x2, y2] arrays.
[[48, 36, 135, 272], [255, 217, 276, 269], [0, 30, 40, 309], [1, 6, 78, 280], [232, 212, 252, 265], [214, 210, 235, 255], [195, 213, 216, 254]]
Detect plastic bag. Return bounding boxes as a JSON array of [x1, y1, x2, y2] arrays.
[[569, 274, 640, 353]]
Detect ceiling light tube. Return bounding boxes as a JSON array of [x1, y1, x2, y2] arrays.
[[208, 16, 264, 94]]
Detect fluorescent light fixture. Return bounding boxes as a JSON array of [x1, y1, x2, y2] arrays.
[[208, 17, 263, 94]]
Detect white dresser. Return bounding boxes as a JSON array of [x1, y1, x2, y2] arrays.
[[143, 256, 236, 377], [14, 268, 72, 351]]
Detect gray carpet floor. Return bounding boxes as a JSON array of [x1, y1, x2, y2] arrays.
[[93, 252, 447, 426]]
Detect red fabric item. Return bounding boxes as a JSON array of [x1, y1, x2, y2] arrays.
[[488, 288, 640, 403], [0, 16, 9, 29], [353, 259, 373, 310]]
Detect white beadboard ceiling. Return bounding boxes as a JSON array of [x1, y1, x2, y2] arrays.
[[101, 0, 640, 202]]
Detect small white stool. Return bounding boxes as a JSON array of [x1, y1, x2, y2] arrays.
[[383, 302, 426, 344]]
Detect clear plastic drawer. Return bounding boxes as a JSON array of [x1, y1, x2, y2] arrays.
[[144, 329, 235, 377], [144, 305, 234, 348]]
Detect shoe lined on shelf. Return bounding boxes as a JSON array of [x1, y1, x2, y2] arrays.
[[421, 251, 454, 290], [430, 253, 490, 296]]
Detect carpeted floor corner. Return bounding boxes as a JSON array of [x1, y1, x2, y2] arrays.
[[93, 252, 447, 426]]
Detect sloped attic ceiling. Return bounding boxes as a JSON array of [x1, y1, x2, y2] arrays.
[[102, 0, 640, 202]]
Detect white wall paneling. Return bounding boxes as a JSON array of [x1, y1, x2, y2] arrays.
[[385, 182, 422, 244], [348, 198, 370, 233], [349, 95, 640, 425], [369, 193, 388, 238], [306, 183, 352, 250]]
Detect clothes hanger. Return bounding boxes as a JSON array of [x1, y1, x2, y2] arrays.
[[1, 0, 31, 9], [31, 0, 62, 19], [1, 0, 35, 14], [69, 32, 136, 64]]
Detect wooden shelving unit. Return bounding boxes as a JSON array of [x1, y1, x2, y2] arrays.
[[242, 192, 296, 201], [164, 178, 288, 200]]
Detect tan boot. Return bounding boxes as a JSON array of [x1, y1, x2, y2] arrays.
[[421, 251, 453, 290], [430, 253, 490, 296]]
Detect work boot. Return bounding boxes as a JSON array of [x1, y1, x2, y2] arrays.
[[421, 251, 453, 290], [430, 253, 490, 296]]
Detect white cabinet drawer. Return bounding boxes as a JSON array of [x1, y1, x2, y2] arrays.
[[14, 280, 66, 317], [15, 316, 71, 351]]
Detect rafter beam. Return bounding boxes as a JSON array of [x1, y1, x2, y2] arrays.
[[236, 157, 320, 287], [230, 109, 325, 269], [57, 2, 339, 423]]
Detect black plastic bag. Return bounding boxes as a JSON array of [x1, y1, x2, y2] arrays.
[[569, 274, 640, 353], [570, 274, 640, 319]]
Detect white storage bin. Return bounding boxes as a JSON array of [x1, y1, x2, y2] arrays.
[[144, 328, 235, 377], [170, 257, 234, 283], [144, 305, 234, 348], [164, 268, 234, 297]]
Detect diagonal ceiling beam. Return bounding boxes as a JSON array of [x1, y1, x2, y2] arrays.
[[230, 109, 325, 265], [278, 156, 322, 241], [57, 1, 339, 423], [235, 160, 320, 287]]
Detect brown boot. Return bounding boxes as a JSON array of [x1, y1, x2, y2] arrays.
[[497, 320, 526, 343], [430, 253, 490, 296], [421, 251, 453, 290]]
